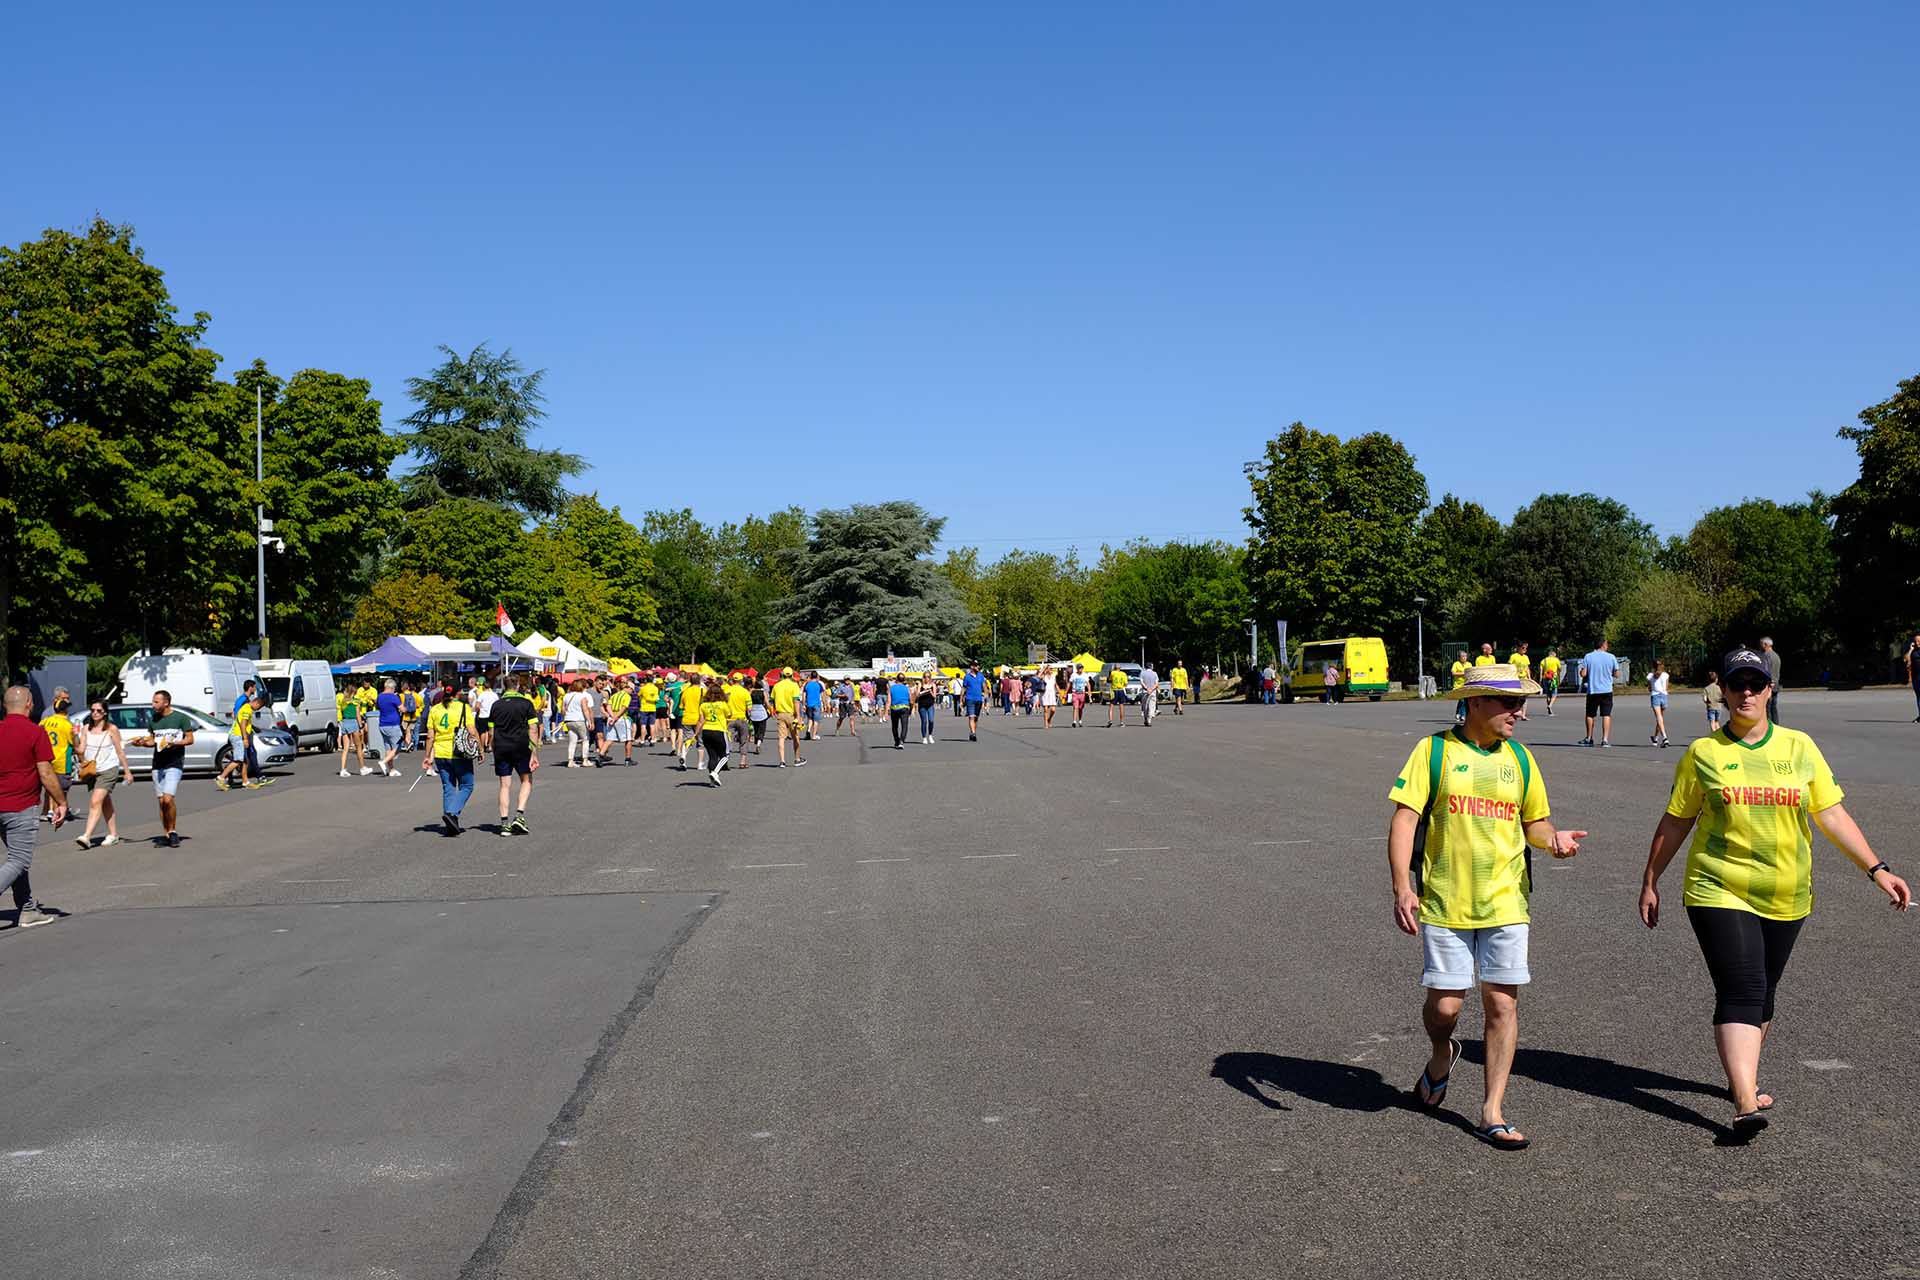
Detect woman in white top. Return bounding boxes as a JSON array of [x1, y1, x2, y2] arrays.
[[562, 685, 593, 767], [1648, 658, 1672, 748], [74, 700, 132, 848], [1039, 667, 1059, 728]]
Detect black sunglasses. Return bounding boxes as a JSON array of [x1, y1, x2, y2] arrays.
[[1725, 675, 1769, 694], [1487, 695, 1527, 712]]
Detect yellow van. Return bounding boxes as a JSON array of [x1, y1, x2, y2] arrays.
[[1289, 636, 1390, 702]]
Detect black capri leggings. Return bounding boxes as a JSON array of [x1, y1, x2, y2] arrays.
[[1686, 905, 1804, 1027]]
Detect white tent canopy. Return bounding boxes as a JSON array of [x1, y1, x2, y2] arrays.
[[547, 635, 607, 672]]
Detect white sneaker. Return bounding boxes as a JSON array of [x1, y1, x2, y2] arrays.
[[339, 768, 350, 777], [359, 766, 374, 776]]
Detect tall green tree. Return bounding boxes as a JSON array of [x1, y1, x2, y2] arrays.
[[349, 571, 470, 651], [547, 493, 662, 658], [395, 343, 585, 517], [1414, 495, 1504, 666], [1831, 374, 1920, 664], [0, 218, 235, 674], [1090, 541, 1248, 667], [945, 547, 1095, 666], [1242, 423, 1428, 646], [1673, 497, 1834, 652], [1481, 493, 1654, 651], [777, 502, 974, 664], [641, 509, 731, 664]]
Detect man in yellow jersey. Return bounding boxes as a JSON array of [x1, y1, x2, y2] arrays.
[[637, 676, 659, 746], [40, 688, 77, 818], [770, 667, 808, 768], [1169, 659, 1190, 714], [1475, 642, 1496, 667], [1105, 665, 1129, 727], [724, 676, 752, 770], [1388, 663, 1585, 1151], [215, 690, 256, 790], [1537, 650, 1561, 717], [606, 680, 634, 766], [1638, 646, 1910, 1133], [1507, 643, 1532, 721], [675, 675, 704, 772]]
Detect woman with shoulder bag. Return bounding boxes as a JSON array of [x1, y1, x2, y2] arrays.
[[422, 686, 479, 836], [74, 701, 132, 848]]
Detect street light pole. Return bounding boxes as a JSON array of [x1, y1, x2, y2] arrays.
[[1243, 618, 1256, 673], [1413, 597, 1428, 699], [992, 614, 999, 662], [255, 386, 268, 661]]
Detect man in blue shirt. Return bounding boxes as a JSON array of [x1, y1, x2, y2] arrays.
[[887, 674, 913, 749], [802, 673, 825, 741], [1578, 639, 1620, 747], [961, 662, 988, 742]]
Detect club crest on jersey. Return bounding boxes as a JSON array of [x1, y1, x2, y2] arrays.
[[1499, 764, 1516, 784], [1771, 760, 1793, 775]]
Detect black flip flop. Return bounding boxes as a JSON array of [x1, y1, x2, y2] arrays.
[[1730, 1110, 1769, 1136], [1475, 1123, 1530, 1151], [1412, 1038, 1462, 1108]]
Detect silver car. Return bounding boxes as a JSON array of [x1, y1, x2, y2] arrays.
[[98, 704, 298, 776]]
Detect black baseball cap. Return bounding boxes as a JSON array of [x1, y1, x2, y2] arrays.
[[1721, 647, 1771, 682]]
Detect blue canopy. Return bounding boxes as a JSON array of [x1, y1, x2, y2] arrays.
[[333, 636, 437, 673]]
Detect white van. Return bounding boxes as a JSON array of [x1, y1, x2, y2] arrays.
[[256, 659, 339, 751], [118, 650, 261, 723]]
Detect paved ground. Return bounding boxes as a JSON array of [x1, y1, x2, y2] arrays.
[[3, 690, 1916, 1279]]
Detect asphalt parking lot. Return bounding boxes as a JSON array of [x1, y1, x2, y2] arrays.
[[3, 690, 1916, 1279]]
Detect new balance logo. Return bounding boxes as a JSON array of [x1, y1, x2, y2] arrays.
[[1723, 762, 1741, 772]]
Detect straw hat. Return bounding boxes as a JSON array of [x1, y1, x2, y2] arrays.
[[1457, 663, 1542, 698]]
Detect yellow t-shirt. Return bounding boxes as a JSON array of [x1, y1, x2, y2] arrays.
[[232, 702, 255, 736], [427, 701, 474, 761], [1508, 653, 1530, 676], [1474, 654, 1496, 667], [1666, 725, 1841, 921], [1539, 656, 1561, 681], [1389, 730, 1549, 929], [638, 682, 658, 711], [1170, 667, 1189, 691], [1450, 661, 1468, 686], [771, 679, 801, 715], [356, 686, 377, 709], [726, 684, 751, 720], [698, 699, 731, 732], [1109, 669, 1127, 690], [42, 714, 76, 773], [608, 690, 632, 718], [679, 684, 703, 726]]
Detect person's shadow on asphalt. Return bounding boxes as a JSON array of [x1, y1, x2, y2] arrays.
[[1213, 1044, 1730, 1141], [1208, 1051, 1476, 1138]]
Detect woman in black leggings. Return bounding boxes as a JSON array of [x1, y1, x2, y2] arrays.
[[1638, 647, 1910, 1135]]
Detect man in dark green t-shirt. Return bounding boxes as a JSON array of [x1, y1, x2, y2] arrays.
[[134, 689, 196, 848]]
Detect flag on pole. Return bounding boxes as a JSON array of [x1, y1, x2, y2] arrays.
[[497, 604, 515, 636]]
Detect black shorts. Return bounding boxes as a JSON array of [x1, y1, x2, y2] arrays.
[[1585, 693, 1614, 717], [475, 717, 492, 734], [494, 749, 532, 777]]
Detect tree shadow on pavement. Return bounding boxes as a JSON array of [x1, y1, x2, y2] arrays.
[[1457, 1040, 1725, 1135]]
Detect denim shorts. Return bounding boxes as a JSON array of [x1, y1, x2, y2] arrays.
[[152, 766, 184, 797], [1649, 693, 1669, 709], [381, 724, 404, 751], [1421, 922, 1530, 988]]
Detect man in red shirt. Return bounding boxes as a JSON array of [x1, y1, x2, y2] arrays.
[[1, 685, 67, 928]]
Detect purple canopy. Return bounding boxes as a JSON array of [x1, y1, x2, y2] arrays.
[[334, 636, 436, 671]]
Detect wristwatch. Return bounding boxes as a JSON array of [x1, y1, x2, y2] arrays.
[[1867, 861, 1891, 878]]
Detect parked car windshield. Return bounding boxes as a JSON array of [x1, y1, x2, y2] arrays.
[[261, 677, 293, 702]]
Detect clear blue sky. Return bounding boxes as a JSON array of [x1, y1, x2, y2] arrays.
[[8, 3, 1916, 550]]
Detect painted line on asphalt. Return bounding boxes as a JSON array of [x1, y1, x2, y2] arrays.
[[281, 879, 350, 884], [1104, 846, 1172, 853], [105, 882, 161, 889], [857, 858, 911, 864], [962, 853, 1021, 859], [1802, 1059, 1853, 1071], [1252, 839, 1312, 846], [734, 862, 806, 869], [438, 873, 497, 879]]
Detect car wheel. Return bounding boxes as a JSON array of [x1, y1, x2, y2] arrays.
[[325, 726, 339, 753], [214, 744, 232, 770]]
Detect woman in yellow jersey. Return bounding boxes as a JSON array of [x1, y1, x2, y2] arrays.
[[1639, 646, 1910, 1135], [421, 685, 479, 836], [697, 680, 732, 785]]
